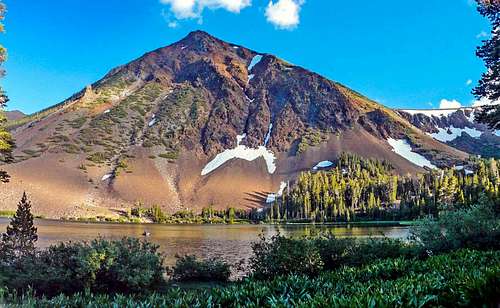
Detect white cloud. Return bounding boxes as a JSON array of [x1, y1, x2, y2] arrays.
[[439, 99, 462, 109], [476, 30, 488, 39], [466, 79, 473, 86], [160, 0, 251, 20], [168, 21, 179, 28], [265, 0, 304, 30]]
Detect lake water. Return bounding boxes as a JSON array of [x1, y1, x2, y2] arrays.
[[0, 218, 409, 272]]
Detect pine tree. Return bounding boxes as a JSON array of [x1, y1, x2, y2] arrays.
[[228, 207, 235, 224], [0, 192, 38, 261], [0, 1, 13, 183], [473, 0, 500, 129]]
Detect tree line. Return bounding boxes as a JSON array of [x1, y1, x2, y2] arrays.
[[266, 153, 499, 222]]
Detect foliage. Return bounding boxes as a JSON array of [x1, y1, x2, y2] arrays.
[[276, 153, 500, 222], [473, 0, 500, 129], [410, 198, 500, 254], [4, 249, 499, 307], [0, 1, 12, 184], [0, 192, 38, 262], [296, 128, 328, 154], [313, 236, 421, 270], [169, 255, 231, 282], [250, 234, 324, 279], [0, 237, 166, 297]]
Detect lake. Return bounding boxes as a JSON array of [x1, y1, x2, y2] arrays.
[[0, 218, 409, 273]]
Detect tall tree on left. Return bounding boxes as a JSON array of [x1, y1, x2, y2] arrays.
[[0, 192, 38, 262], [0, 1, 14, 183]]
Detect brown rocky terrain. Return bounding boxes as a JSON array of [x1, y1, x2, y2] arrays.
[[0, 31, 469, 218]]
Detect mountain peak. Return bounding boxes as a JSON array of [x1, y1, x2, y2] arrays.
[[179, 30, 221, 46]]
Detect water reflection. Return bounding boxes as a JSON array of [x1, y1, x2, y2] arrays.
[[0, 218, 409, 270]]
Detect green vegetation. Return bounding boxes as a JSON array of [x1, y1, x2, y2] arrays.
[[169, 255, 231, 283], [86, 152, 107, 164], [0, 210, 15, 218], [1, 250, 498, 307], [0, 2, 13, 184], [273, 153, 499, 223], [129, 205, 252, 224], [67, 116, 87, 129], [0, 238, 165, 297], [0, 192, 38, 262], [0, 193, 499, 306], [473, 0, 500, 130], [158, 151, 179, 160], [296, 128, 328, 154]]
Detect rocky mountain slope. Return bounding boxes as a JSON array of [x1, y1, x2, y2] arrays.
[[397, 107, 500, 158], [0, 31, 469, 218]]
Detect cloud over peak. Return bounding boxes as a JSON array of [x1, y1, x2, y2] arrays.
[[160, 0, 251, 20], [160, 0, 305, 30], [265, 0, 304, 30], [439, 99, 462, 109]]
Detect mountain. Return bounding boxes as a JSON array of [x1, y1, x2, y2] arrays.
[[397, 107, 500, 158], [4, 110, 25, 121], [0, 31, 469, 218]]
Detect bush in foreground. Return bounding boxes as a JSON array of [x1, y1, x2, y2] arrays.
[[250, 234, 324, 279], [1, 237, 165, 296], [169, 255, 231, 282], [250, 233, 422, 279], [410, 202, 500, 254], [3, 249, 498, 307]]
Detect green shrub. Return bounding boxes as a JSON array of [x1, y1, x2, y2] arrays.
[[87, 152, 107, 164], [158, 152, 179, 160], [0, 210, 15, 217], [250, 234, 324, 279], [169, 255, 231, 282], [315, 236, 422, 270], [1, 237, 165, 296], [410, 201, 500, 254]]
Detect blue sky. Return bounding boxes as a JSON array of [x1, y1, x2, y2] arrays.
[[1, 0, 491, 114]]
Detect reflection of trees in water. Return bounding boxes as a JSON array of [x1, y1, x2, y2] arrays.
[[0, 219, 409, 278]]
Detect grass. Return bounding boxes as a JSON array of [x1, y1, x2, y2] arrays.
[[0, 210, 16, 218]]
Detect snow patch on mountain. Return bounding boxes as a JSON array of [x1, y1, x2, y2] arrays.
[[264, 123, 273, 146], [428, 126, 482, 142], [387, 138, 437, 169], [201, 134, 277, 176], [312, 160, 334, 170], [248, 55, 263, 72], [266, 181, 287, 203], [401, 109, 458, 117], [101, 174, 112, 181]]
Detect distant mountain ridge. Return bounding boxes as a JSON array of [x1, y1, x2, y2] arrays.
[[4, 110, 25, 121], [397, 106, 500, 158], [0, 31, 469, 218]]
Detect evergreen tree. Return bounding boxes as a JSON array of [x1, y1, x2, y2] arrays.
[[0, 1, 13, 183], [0, 192, 38, 261], [227, 207, 235, 224], [473, 0, 500, 129]]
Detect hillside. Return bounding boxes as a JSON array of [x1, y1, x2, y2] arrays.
[[4, 110, 25, 121], [0, 31, 469, 218]]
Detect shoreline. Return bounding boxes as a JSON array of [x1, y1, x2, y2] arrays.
[[0, 216, 414, 227]]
